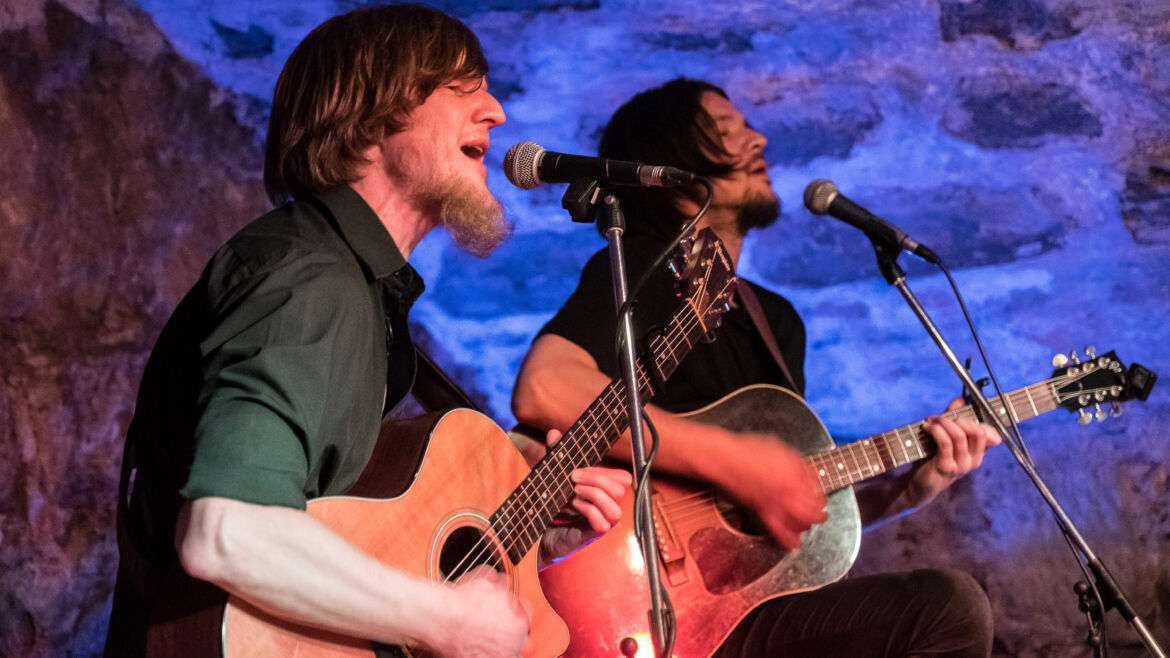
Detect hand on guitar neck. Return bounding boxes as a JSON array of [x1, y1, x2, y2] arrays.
[[532, 430, 634, 564], [880, 397, 1003, 517]]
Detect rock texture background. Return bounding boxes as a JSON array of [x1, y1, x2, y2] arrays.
[[0, 0, 1167, 656]]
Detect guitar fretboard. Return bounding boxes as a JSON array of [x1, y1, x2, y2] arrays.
[[810, 380, 1062, 493], [491, 268, 734, 563]]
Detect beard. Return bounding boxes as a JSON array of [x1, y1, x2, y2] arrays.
[[735, 190, 781, 234], [406, 166, 510, 258]]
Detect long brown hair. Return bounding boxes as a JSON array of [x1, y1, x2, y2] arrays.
[[264, 4, 488, 204]]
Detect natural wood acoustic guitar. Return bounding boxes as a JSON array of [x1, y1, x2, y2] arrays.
[[143, 229, 737, 657]]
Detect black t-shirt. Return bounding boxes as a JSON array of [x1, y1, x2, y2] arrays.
[[539, 234, 806, 413]]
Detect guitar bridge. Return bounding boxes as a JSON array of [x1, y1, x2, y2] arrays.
[[651, 493, 689, 586]]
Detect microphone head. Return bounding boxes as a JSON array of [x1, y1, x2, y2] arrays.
[[503, 141, 545, 190], [803, 179, 839, 215]]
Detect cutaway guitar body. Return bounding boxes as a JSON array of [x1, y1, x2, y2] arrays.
[[221, 409, 569, 658]]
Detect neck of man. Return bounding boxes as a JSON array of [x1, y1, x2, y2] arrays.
[[695, 207, 745, 270], [350, 171, 437, 260]]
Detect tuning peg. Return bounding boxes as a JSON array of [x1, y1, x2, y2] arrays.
[[1070, 350, 1081, 364], [666, 259, 681, 278], [1094, 403, 1107, 422], [1110, 402, 1123, 417], [1078, 409, 1092, 425], [1084, 345, 1097, 359], [1052, 353, 1069, 368]]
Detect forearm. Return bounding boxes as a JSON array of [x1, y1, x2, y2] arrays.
[[512, 352, 737, 485], [177, 497, 451, 649]]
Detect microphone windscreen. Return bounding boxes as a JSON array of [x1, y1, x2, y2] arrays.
[[803, 179, 838, 215], [503, 141, 545, 190]]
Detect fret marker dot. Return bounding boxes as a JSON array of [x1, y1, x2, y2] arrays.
[[904, 440, 912, 447], [837, 463, 844, 470], [818, 469, 826, 476]]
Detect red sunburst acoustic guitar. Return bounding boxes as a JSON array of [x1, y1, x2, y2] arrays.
[[537, 350, 1156, 658]]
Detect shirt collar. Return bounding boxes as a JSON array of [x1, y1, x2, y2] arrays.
[[312, 185, 408, 281]]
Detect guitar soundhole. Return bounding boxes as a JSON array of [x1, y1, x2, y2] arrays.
[[714, 494, 766, 536], [438, 525, 502, 581]]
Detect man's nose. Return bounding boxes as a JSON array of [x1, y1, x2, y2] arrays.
[[478, 89, 506, 127]]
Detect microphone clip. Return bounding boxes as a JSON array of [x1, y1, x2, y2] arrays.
[[561, 178, 605, 223]]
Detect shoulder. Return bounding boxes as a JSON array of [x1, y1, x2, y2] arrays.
[[205, 201, 366, 305]]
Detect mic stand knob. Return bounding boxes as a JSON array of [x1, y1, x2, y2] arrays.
[[1074, 580, 1105, 657]]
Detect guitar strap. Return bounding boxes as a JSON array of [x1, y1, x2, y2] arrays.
[[736, 279, 801, 396], [411, 345, 484, 413]]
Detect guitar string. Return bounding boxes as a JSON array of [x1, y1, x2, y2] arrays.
[[659, 376, 1071, 517], [657, 378, 1112, 521], [435, 302, 714, 583]]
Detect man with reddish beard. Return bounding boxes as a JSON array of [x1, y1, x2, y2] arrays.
[[512, 78, 1000, 657], [104, 6, 629, 657]]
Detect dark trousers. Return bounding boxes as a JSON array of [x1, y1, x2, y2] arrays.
[[716, 569, 994, 658]]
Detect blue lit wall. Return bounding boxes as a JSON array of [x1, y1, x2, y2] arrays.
[[0, 1, 1166, 655]]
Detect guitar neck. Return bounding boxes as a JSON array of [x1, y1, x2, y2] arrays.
[[810, 378, 1063, 494], [491, 297, 722, 563]]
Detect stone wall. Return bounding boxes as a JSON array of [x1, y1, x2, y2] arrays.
[[0, 0, 1167, 656]]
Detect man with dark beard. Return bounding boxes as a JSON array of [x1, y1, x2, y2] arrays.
[[512, 78, 999, 657], [104, 6, 630, 657]]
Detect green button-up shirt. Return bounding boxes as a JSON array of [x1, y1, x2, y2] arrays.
[[118, 184, 423, 571]]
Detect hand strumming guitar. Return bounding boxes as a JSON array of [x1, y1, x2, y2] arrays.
[[424, 567, 528, 658], [706, 430, 828, 550]]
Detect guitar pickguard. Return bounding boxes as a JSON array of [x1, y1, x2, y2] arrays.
[[689, 527, 785, 595]]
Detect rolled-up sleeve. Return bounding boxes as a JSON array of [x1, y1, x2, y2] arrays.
[[181, 249, 372, 509]]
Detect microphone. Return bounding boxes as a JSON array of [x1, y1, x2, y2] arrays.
[[803, 179, 940, 264], [504, 141, 697, 190]]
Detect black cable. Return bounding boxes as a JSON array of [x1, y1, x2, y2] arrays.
[[634, 411, 675, 657], [936, 259, 1110, 657], [614, 177, 716, 341]]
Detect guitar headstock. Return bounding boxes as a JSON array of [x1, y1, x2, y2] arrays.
[[668, 228, 737, 341], [1050, 348, 1157, 424]]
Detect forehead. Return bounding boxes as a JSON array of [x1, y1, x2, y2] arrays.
[[699, 91, 743, 125]]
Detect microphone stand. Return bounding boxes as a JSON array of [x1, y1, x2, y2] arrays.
[[868, 240, 1166, 658], [562, 179, 672, 657]]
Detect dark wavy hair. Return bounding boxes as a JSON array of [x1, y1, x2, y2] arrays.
[[597, 78, 736, 239], [264, 4, 488, 204]]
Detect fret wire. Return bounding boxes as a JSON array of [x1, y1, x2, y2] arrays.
[[849, 443, 866, 483], [841, 444, 858, 484]]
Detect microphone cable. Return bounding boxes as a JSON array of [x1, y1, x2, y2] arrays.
[[933, 256, 1109, 657]]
